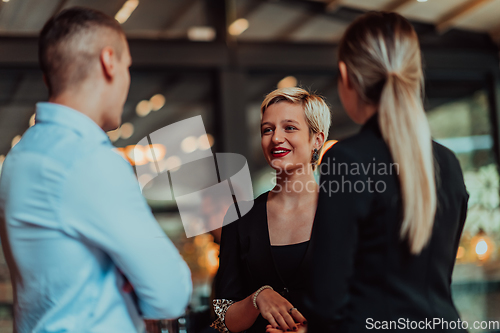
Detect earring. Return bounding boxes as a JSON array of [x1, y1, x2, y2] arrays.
[[312, 148, 319, 163]]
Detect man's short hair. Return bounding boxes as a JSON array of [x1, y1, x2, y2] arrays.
[[39, 7, 125, 97]]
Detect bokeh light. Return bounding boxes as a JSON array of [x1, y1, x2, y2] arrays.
[[145, 144, 166, 162], [181, 136, 198, 153], [278, 76, 298, 89], [126, 145, 148, 166], [11, 135, 21, 148], [107, 128, 121, 142], [136, 100, 152, 117], [165, 155, 181, 172], [228, 18, 249, 36], [198, 134, 214, 150], [150, 94, 166, 111], [29, 114, 36, 127], [120, 123, 134, 140]]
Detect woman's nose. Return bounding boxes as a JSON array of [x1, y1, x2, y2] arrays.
[[273, 132, 284, 143]]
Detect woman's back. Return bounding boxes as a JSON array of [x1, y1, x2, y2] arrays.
[[305, 115, 468, 332]]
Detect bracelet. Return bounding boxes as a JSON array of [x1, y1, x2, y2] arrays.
[[252, 285, 273, 310]]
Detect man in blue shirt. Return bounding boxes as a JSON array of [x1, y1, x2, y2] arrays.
[[0, 7, 192, 333]]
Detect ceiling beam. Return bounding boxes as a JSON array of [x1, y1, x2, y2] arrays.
[[161, 0, 199, 31], [266, 0, 357, 23], [0, 36, 497, 72], [383, 0, 415, 12], [238, 0, 266, 19], [275, 12, 316, 41], [436, 0, 494, 33], [204, 0, 228, 43]]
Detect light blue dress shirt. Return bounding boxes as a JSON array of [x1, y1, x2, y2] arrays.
[[0, 102, 192, 333]]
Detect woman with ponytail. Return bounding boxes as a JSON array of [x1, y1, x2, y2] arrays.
[[300, 12, 468, 333]]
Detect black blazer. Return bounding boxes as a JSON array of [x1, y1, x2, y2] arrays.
[[304, 115, 469, 332], [215, 191, 316, 333]]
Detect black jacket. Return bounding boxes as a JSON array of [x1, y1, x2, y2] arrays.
[[304, 115, 469, 332], [215, 190, 316, 333]]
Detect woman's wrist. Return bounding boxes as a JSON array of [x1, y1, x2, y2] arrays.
[[253, 285, 273, 310]]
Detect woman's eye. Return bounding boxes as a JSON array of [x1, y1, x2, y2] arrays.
[[285, 126, 297, 131], [262, 128, 272, 134]]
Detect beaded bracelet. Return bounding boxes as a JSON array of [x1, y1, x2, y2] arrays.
[[252, 285, 273, 310]]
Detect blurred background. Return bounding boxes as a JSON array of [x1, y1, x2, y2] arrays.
[[1, 0, 500, 332]]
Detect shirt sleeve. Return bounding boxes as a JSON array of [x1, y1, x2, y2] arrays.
[[304, 144, 372, 332], [59, 147, 192, 319]]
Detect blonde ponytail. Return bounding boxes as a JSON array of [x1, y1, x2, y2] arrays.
[[379, 73, 436, 254], [339, 12, 437, 254]]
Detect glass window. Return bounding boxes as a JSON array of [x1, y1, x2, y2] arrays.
[[426, 84, 500, 332]]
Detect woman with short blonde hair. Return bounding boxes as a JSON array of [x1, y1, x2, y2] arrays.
[[212, 87, 331, 333], [261, 87, 331, 171]]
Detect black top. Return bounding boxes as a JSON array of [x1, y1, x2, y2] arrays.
[[215, 192, 315, 333], [271, 241, 310, 286], [304, 115, 469, 332]]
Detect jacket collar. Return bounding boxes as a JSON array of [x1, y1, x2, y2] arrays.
[[361, 112, 382, 137]]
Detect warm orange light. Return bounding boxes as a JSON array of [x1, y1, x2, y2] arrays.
[[145, 144, 166, 162], [228, 18, 249, 36], [470, 230, 494, 261], [107, 128, 121, 142], [277, 76, 298, 89], [183, 243, 195, 254], [318, 140, 338, 165], [198, 134, 214, 150], [181, 136, 198, 153], [120, 123, 134, 139], [136, 100, 151, 117], [456, 246, 465, 259], [206, 242, 220, 276], [115, 0, 139, 24], [149, 94, 165, 111], [29, 113, 36, 127], [194, 234, 210, 247], [11, 135, 21, 148], [125, 145, 148, 166]]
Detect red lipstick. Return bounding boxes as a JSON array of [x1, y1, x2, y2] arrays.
[[271, 147, 291, 158]]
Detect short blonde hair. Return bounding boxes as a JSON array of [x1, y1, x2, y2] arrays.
[[260, 87, 331, 169]]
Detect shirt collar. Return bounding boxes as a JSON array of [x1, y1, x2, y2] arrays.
[[35, 102, 111, 145]]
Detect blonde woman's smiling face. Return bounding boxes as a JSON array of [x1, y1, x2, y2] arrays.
[[261, 101, 315, 173]]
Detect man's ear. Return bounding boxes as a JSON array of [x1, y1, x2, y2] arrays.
[[100, 46, 115, 80], [338, 61, 352, 90]]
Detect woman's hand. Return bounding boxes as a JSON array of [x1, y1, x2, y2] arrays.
[[256, 289, 307, 331], [266, 323, 307, 333]]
